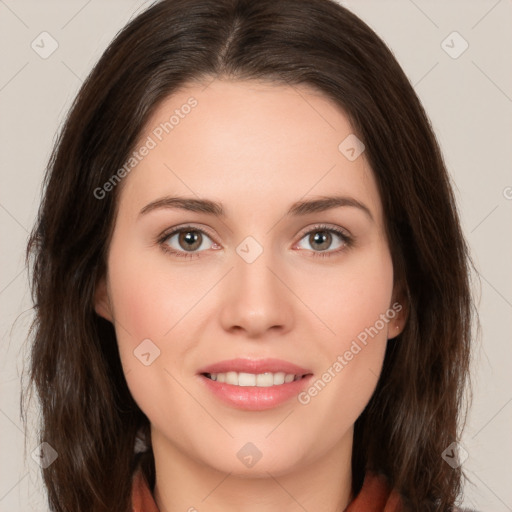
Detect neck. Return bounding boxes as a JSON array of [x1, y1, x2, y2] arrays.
[[151, 428, 353, 512]]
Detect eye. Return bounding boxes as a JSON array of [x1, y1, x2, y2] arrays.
[[158, 225, 220, 260], [158, 223, 353, 260], [294, 224, 352, 258]]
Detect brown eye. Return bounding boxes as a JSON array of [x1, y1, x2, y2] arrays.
[[160, 226, 219, 259], [295, 225, 352, 258], [177, 230, 203, 251], [308, 230, 333, 251]]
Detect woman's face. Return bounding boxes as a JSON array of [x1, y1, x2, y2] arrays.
[[95, 79, 404, 477]]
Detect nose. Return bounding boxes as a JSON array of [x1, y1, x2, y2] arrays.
[[218, 250, 295, 339]]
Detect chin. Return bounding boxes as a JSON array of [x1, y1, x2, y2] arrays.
[[195, 437, 309, 478]]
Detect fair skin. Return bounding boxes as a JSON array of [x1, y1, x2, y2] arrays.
[[95, 79, 406, 512]]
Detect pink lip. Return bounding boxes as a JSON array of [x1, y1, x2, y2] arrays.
[[197, 358, 313, 411], [197, 358, 311, 376]]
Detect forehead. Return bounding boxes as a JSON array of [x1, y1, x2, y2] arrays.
[[120, 79, 382, 224]]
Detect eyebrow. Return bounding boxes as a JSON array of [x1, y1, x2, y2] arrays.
[[139, 195, 373, 221]]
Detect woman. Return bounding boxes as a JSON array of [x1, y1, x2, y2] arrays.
[[24, 0, 477, 510]]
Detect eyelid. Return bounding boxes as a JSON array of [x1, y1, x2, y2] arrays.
[[158, 223, 218, 243], [157, 222, 353, 258], [294, 222, 352, 241], [158, 223, 351, 245]]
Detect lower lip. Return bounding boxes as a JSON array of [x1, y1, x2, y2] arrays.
[[199, 374, 313, 411]]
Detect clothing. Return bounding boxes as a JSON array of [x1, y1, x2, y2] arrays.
[[131, 466, 159, 512], [131, 466, 404, 512]]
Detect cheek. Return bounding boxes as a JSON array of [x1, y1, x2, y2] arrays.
[[107, 242, 200, 345], [308, 246, 395, 348], [105, 241, 216, 409], [296, 247, 394, 415], [106, 247, 196, 425]]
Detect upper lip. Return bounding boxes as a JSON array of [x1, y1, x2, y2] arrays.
[[197, 358, 312, 376]]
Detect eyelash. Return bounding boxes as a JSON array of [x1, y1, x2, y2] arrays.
[[157, 223, 353, 260]]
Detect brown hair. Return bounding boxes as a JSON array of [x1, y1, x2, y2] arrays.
[[23, 0, 475, 510]]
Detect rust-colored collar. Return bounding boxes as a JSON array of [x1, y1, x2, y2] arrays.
[[131, 468, 403, 512]]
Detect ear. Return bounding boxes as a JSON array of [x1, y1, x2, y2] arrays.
[[94, 275, 113, 322], [387, 281, 409, 340]]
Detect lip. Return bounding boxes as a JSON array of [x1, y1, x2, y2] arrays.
[[197, 358, 313, 411], [197, 358, 312, 376]]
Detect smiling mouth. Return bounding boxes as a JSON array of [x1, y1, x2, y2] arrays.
[[202, 371, 309, 387]]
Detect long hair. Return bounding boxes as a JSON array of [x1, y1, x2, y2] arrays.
[[23, 0, 475, 510]]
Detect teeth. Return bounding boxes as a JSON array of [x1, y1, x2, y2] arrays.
[[256, 372, 273, 387], [205, 371, 301, 387], [225, 371, 238, 385], [273, 372, 285, 385], [239, 372, 256, 386]]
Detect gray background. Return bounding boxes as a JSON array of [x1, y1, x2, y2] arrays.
[[1, 0, 511, 510]]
